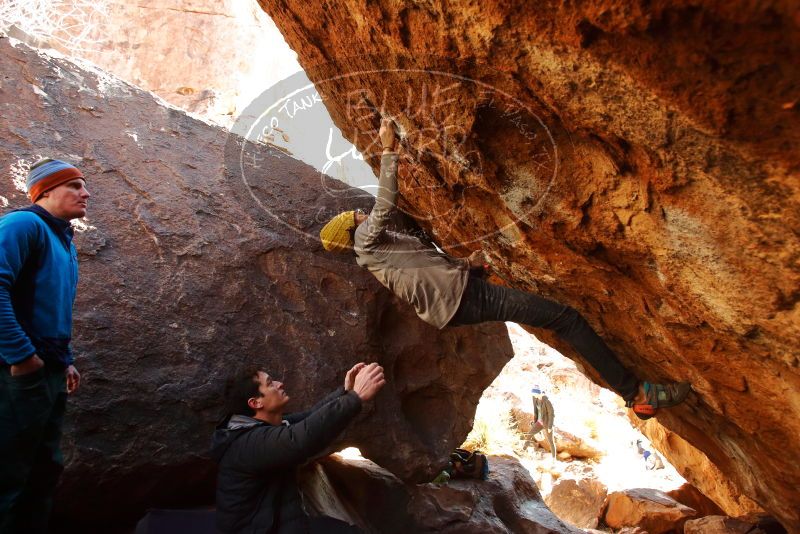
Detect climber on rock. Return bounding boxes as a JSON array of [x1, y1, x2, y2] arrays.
[[319, 118, 690, 420], [211, 362, 385, 534]]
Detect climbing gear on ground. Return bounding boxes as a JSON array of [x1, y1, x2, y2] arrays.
[[320, 211, 357, 252], [432, 470, 451, 484], [627, 381, 691, 420], [447, 448, 489, 480]]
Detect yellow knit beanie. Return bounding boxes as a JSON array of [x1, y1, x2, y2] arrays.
[[320, 211, 357, 252]]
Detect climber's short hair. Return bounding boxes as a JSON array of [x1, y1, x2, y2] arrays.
[[224, 367, 265, 416]]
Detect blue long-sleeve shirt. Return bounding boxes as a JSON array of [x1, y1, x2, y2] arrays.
[[0, 205, 78, 367]]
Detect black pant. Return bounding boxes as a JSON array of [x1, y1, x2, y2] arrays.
[[0, 364, 67, 534], [449, 277, 639, 401], [272, 515, 362, 534]]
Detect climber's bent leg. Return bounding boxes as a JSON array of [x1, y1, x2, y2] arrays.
[[449, 277, 640, 402]]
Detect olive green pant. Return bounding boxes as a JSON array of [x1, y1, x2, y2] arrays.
[[0, 365, 66, 534]]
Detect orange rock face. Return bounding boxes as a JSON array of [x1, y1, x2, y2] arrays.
[[258, 1, 800, 529], [666, 483, 725, 519], [639, 418, 763, 518], [605, 488, 697, 533], [683, 515, 772, 534], [545, 478, 608, 529]]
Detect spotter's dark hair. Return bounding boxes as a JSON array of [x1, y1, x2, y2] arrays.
[[223, 367, 265, 417]]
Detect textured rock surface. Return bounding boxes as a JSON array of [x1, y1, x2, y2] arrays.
[[638, 418, 763, 517], [683, 515, 766, 534], [300, 453, 582, 534], [259, 1, 800, 529], [604, 488, 697, 533], [0, 35, 513, 526], [667, 483, 725, 519], [553, 429, 603, 460], [10, 0, 297, 122], [545, 478, 607, 529]]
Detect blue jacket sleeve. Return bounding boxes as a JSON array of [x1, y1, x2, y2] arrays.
[[0, 213, 40, 364], [65, 344, 74, 366]]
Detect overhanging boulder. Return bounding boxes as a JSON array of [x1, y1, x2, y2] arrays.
[[0, 35, 513, 525], [258, 1, 800, 529]]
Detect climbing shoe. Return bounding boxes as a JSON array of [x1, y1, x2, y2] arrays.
[[627, 381, 692, 420]]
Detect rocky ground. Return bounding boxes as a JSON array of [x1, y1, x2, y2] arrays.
[[466, 324, 763, 532], [471, 324, 685, 495]]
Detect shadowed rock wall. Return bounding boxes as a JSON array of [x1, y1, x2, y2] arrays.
[[0, 35, 512, 525], [258, 1, 800, 529], [299, 454, 582, 534]]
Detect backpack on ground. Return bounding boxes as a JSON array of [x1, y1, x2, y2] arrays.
[[448, 448, 489, 480]]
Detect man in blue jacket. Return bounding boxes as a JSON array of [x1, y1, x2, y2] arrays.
[[0, 158, 89, 533], [211, 362, 385, 534]]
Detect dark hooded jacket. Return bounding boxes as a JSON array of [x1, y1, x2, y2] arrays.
[[210, 388, 362, 534]]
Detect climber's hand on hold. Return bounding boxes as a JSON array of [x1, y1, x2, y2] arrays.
[[467, 250, 487, 269], [352, 362, 386, 402], [380, 118, 397, 153]]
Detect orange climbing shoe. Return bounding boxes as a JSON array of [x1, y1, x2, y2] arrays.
[[632, 403, 657, 419], [628, 381, 692, 420]]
